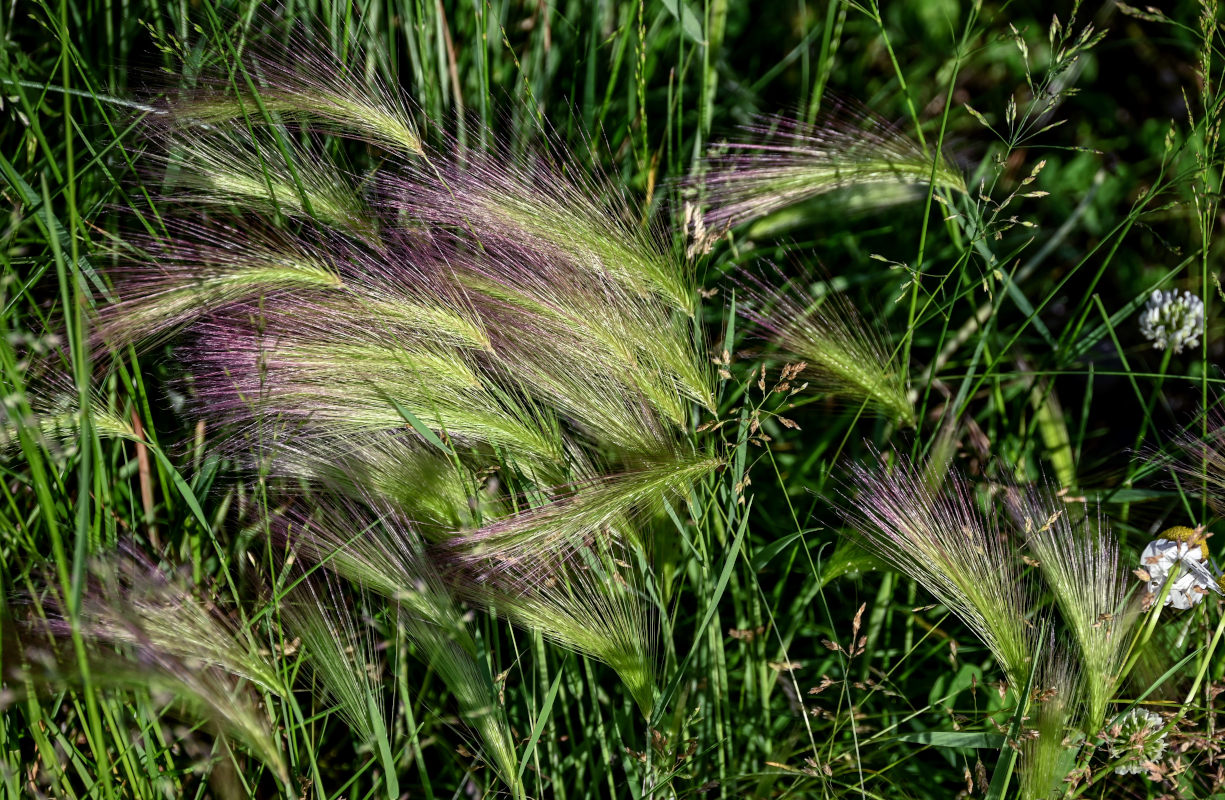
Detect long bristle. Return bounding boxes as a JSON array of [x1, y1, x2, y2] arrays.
[[24, 551, 289, 783], [166, 29, 422, 156], [277, 498, 524, 796], [1005, 487, 1134, 732], [736, 265, 914, 424], [844, 455, 1038, 690], [699, 105, 966, 231]]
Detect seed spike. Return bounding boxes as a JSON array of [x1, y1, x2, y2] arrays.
[[699, 104, 966, 232]]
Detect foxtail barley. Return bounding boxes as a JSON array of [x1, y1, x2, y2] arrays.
[[699, 105, 966, 232], [1018, 644, 1082, 800], [166, 31, 422, 157], [1005, 488, 1134, 731], [22, 551, 289, 783], [737, 266, 914, 425], [279, 498, 524, 796], [844, 455, 1037, 690]]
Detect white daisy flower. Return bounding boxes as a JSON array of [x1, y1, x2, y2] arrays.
[[1139, 527, 1221, 610]]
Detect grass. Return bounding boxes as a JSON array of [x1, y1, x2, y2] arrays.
[[3, 1, 1225, 799]]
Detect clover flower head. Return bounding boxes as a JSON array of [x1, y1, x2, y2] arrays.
[[1139, 289, 1203, 354], [1108, 707, 1168, 775], [1138, 526, 1221, 610]]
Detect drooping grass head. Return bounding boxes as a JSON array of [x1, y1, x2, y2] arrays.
[[96, 29, 724, 743], [699, 104, 966, 233], [844, 455, 1038, 690], [738, 265, 915, 426]]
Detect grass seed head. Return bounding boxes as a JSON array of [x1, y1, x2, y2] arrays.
[[844, 455, 1038, 690], [25, 551, 288, 782], [1006, 487, 1133, 731], [277, 498, 523, 796], [164, 28, 422, 156], [699, 106, 966, 232], [738, 266, 914, 425], [1018, 645, 1082, 800]]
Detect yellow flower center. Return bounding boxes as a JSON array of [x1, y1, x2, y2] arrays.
[[1159, 526, 1210, 559]]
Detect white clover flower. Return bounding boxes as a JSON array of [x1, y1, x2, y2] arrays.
[[1138, 527, 1221, 610], [1138, 289, 1204, 354], [1108, 707, 1168, 775]]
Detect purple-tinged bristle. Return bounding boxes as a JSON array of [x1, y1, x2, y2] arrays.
[[698, 103, 965, 232]]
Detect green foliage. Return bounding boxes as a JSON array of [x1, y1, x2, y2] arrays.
[[4, 1, 1225, 799]]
